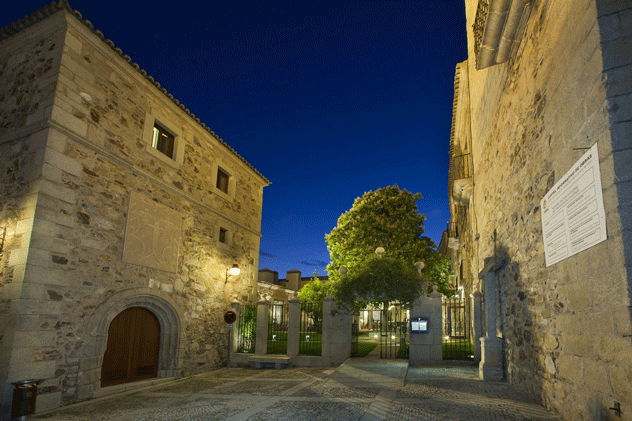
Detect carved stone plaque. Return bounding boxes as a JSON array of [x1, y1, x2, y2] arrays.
[[122, 192, 182, 272]]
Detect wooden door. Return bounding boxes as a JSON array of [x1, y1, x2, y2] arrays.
[[101, 307, 160, 387]]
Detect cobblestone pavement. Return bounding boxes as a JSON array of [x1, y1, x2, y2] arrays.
[[30, 358, 562, 421]]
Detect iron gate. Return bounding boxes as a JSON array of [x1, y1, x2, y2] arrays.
[[379, 303, 408, 359], [267, 300, 288, 354], [442, 295, 474, 360]]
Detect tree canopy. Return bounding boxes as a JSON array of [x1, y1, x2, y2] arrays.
[[325, 185, 453, 309]]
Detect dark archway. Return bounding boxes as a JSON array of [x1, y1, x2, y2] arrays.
[[101, 307, 161, 387]]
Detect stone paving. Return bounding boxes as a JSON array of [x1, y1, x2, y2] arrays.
[[30, 357, 562, 421]]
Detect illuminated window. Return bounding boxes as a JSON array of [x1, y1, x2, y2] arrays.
[[216, 168, 230, 194], [152, 123, 175, 158]]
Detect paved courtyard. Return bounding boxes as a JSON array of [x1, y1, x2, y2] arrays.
[[31, 357, 562, 421]]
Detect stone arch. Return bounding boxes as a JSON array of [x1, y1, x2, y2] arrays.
[[78, 288, 186, 397]]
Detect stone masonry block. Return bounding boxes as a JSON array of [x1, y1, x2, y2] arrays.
[[59, 55, 96, 88], [613, 149, 632, 182], [50, 105, 88, 137], [64, 31, 83, 54], [9, 248, 29, 266], [38, 179, 77, 204], [564, 282, 592, 312], [559, 334, 594, 357], [598, 7, 632, 42], [596, 0, 632, 19], [609, 92, 632, 123], [18, 299, 62, 316], [46, 130, 69, 154], [607, 363, 632, 401], [602, 35, 632, 71], [24, 265, 68, 286], [41, 162, 62, 184], [34, 205, 75, 229], [613, 306, 632, 336], [8, 361, 57, 382], [36, 392, 62, 414], [582, 358, 612, 394], [604, 64, 632, 98], [597, 336, 632, 363], [44, 148, 83, 176], [15, 218, 34, 236], [557, 355, 584, 383], [27, 248, 50, 267], [11, 331, 56, 350]]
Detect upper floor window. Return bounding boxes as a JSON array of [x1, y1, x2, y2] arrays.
[[219, 227, 228, 244], [216, 168, 230, 194], [152, 123, 175, 158]]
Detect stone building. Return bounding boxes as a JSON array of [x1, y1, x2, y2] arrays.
[[0, 1, 269, 417], [446, 0, 631, 420]]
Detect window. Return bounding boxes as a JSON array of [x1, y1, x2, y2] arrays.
[[216, 168, 230, 194], [152, 123, 175, 158], [219, 227, 228, 244]]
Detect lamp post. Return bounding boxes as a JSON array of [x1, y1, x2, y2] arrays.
[[414, 261, 427, 296]]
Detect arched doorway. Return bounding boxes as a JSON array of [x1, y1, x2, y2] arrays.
[[101, 307, 161, 387]]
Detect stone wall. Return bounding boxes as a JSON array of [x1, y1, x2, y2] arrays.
[[0, 5, 268, 417], [448, 0, 632, 420]]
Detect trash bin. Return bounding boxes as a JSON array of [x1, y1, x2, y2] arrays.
[[11, 380, 41, 420]]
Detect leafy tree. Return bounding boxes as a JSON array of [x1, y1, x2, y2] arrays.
[[297, 272, 331, 329], [325, 185, 453, 309], [333, 255, 422, 312]]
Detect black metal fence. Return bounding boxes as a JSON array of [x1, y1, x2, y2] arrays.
[[236, 304, 256, 353], [442, 295, 474, 360], [267, 301, 288, 354], [299, 302, 322, 356]]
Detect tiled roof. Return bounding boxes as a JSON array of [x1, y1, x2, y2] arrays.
[[0, 0, 271, 185]]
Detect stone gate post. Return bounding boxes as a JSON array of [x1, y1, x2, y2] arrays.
[[255, 300, 269, 356], [478, 257, 504, 381], [409, 286, 443, 365], [287, 298, 301, 357], [322, 295, 352, 365]]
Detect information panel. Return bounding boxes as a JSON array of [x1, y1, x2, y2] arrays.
[[410, 318, 429, 334], [541, 144, 607, 267]]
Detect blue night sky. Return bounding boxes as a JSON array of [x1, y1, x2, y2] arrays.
[[3, 1, 467, 278]]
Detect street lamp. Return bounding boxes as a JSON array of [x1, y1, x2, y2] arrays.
[[414, 261, 425, 272], [225, 264, 240, 282], [339, 266, 347, 276]]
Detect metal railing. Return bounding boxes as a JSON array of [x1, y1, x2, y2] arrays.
[[442, 296, 474, 360], [236, 304, 256, 353], [267, 302, 288, 354], [299, 302, 322, 356]]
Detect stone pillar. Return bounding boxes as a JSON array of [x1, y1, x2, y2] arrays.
[[287, 298, 300, 357], [470, 292, 482, 362], [255, 301, 269, 356], [478, 257, 504, 381], [322, 295, 352, 365], [409, 286, 443, 366], [230, 302, 241, 353]]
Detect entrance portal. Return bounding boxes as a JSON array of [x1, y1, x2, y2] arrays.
[[101, 307, 161, 387]]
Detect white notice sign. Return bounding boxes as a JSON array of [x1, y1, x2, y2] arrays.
[[541, 144, 607, 267]]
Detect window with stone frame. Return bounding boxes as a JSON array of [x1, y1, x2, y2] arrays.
[[152, 123, 175, 158], [219, 227, 228, 244], [216, 167, 230, 194]]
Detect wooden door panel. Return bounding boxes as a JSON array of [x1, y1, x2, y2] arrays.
[[101, 307, 160, 387]]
